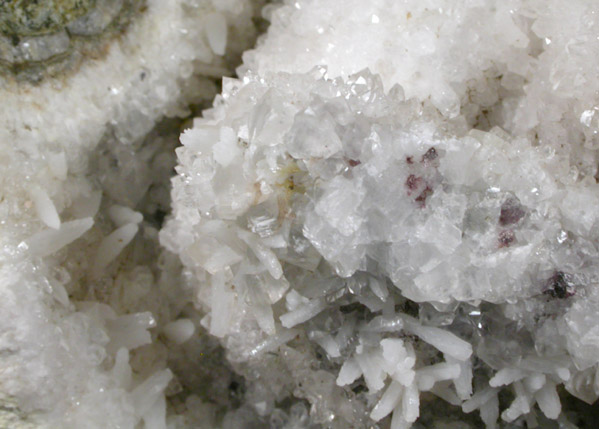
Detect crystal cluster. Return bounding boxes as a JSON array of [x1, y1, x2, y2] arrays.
[[163, 0, 599, 427], [2, 0, 599, 428], [0, 1, 263, 427]]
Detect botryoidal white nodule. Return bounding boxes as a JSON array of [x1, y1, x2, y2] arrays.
[[0, 0, 265, 428], [162, 0, 599, 427]]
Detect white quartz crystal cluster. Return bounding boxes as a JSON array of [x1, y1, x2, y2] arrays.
[[3, 0, 599, 428], [0, 1, 263, 428], [162, 0, 599, 427]]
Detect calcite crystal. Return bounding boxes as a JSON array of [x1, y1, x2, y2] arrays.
[[162, 0, 599, 427]]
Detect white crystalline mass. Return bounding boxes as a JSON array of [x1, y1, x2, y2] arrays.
[[166, 67, 599, 427], [3, 0, 599, 427], [163, 0, 599, 427], [245, 0, 599, 178], [0, 1, 264, 428], [1, 0, 260, 152]]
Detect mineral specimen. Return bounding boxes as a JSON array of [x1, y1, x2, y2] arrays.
[[0, 0, 264, 427], [162, 0, 599, 427], [2, 0, 599, 428]]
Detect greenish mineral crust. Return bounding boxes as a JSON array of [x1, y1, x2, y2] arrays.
[[0, 0, 95, 38], [0, 0, 144, 83], [0, 398, 38, 429]]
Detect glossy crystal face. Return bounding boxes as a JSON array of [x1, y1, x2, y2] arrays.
[[0, 0, 143, 82]]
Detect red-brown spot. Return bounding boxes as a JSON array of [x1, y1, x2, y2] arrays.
[[406, 156, 414, 164], [421, 147, 438, 163], [415, 187, 433, 208], [405, 174, 423, 195], [348, 159, 361, 167], [499, 198, 526, 226], [543, 271, 575, 299], [498, 230, 515, 248]]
